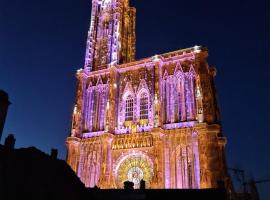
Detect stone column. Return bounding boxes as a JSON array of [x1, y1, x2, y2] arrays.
[[107, 67, 118, 133], [151, 128, 164, 188], [196, 123, 228, 188], [164, 133, 170, 188], [66, 137, 81, 174], [152, 61, 161, 127], [99, 133, 113, 188]]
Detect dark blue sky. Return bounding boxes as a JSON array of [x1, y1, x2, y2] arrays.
[[1, 0, 269, 198]]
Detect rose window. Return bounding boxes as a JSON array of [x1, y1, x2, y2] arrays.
[[116, 155, 153, 189]]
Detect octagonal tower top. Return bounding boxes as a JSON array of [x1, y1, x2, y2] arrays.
[[84, 0, 136, 72]]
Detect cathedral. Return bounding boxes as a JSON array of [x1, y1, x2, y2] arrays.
[[66, 0, 231, 189]]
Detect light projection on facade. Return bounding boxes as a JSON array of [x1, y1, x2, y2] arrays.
[[114, 151, 154, 189], [66, 0, 232, 189]]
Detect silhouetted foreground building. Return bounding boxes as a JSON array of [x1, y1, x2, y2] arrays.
[[0, 136, 86, 200], [89, 188, 227, 200], [0, 90, 10, 141]]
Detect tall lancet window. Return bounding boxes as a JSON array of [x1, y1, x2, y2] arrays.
[[174, 76, 186, 122], [93, 90, 102, 131], [85, 82, 108, 132], [174, 88, 180, 122], [185, 75, 196, 121], [176, 146, 195, 189], [140, 93, 149, 120], [125, 95, 134, 121]]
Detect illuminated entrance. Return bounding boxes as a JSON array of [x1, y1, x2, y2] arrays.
[[115, 153, 154, 189]]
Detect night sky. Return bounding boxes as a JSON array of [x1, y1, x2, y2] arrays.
[[1, 0, 269, 198]]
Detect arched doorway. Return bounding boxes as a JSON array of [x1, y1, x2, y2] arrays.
[[114, 152, 154, 189]]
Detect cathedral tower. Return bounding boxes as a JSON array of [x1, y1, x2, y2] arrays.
[[66, 0, 232, 190], [84, 0, 136, 72]]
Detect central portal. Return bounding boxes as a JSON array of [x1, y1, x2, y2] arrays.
[[115, 153, 154, 189]]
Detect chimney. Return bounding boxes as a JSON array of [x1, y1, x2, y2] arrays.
[[0, 90, 11, 142], [4, 134, 16, 150], [51, 148, 58, 159]]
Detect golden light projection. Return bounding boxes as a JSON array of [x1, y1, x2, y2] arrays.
[[116, 155, 153, 189], [66, 0, 232, 190]]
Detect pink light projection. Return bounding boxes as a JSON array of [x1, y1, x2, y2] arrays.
[[66, 0, 231, 191]]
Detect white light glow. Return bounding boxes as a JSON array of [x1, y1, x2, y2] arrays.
[[193, 45, 201, 53]]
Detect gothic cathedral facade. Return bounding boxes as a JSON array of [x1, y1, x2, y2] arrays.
[[66, 0, 231, 189]]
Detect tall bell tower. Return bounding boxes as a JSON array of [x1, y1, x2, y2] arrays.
[[84, 0, 136, 72]]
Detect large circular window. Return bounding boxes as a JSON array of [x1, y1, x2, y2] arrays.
[[115, 154, 153, 189]]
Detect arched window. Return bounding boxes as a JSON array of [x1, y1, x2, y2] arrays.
[[185, 76, 196, 120], [140, 93, 148, 120], [177, 146, 194, 189], [125, 95, 134, 121]]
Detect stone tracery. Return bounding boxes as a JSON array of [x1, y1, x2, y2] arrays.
[[66, 0, 232, 191]]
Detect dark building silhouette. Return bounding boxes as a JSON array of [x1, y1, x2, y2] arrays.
[[0, 136, 87, 200], [124, 181, 134, 190], [50, 148, 58, 159], [0, 90, 10, 141], [4, 134, 15, 150], [89, 188, 228, 200]]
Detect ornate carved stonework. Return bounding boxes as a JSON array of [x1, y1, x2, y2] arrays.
[[66, 0, 232, 191]]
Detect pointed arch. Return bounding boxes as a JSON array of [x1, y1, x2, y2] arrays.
[[123, 82, 135, 100], [139, 92, 149, 120], [175, 144, 198, 189], [163, 69, 168, 80], [136, 79, 150, 121], [125, 94, 134, 121], [121, 82, 135, 124], [174, 62, 184, 80], [87, 81, 93, 92], [188, 65, 196, 78], [96, 75, 103, 86], [85, 77, 109, 132], [185, 65, 197, 120], [137, 79, 149, 93], [173, 64, 186, 122]]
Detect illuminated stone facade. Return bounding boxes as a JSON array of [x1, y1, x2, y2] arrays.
[[66, 0, 231, 189]]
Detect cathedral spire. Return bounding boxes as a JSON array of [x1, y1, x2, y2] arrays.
[[84, 0, 136, 72]]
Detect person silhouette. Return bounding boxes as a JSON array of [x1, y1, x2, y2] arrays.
[[140, 179, 146, 189]]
